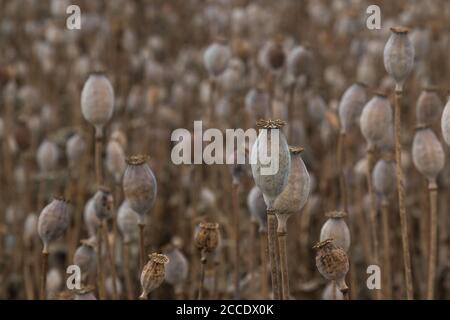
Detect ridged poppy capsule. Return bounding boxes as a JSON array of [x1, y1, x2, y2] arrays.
[[338, 83, 367, 134], [195, 222, 220, 252], [117, 200, 139, 244], [93, 187, 113, 220], [383, 27, 415, 89], [416, 87, 443, 127], [247, 186, 267, 232], [123, 155, 157, 225], [319, 211, 351, 252], [38, 198, 70, 253], [139, 253, 169, 299]]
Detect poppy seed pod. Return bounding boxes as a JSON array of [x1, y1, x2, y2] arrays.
[[23, 213, 38, 247], [93, 187, 113, 220], [37, 139, 59, 174], [322, 281, 344, 300], [259, 39, 285, 71], [244, 86, 271, 120], [164, 246, 189, 287], [194, 222, 220, 252], [81, 72, 114, 134], [38, 198, 70, 253], [383, 27, 415, 88], [203, 41, 231, 77], [416, 88, 443, 127], [313, 239, 349, 292], [139, 253, 169, 299], [286, 45, 313, 79], [106, 139, 126, 183], [66, 133, 86, 171], [338, 83, 367, 134], [73, 238, 96, 275], [441, 98, 450, 146], [373, 158, 396, 199], [83, 197, 100, 238], [360, 94, 393, 150], [123, 155, 157, 224], [117, 201, 139, 244], [247, 186, 267, 232], [319, 211, 351, 252], [412, 128, 445, 184], [250, 119, 291, 208]]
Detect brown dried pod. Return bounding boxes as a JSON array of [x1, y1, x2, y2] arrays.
[[38, 198, 70, 253], [139, 253, 169, 299], [261, 38, 285, 71], [338, 83, 367, 134], [412, 128, 445, 184], [373, 158, 396, 200], [313, 239, 349, 293], [360, 94, 393, 150], [73, 238, 96, 275], [247, 186, 267, 232], [123, 155, 157, 224], [416, 87, 443, 127], [93, 187, 113, 220], [319, 211, 351, 252], [194, 222, 220, 252], [117, 200, 139, 244], [37, 139, 59, 174]]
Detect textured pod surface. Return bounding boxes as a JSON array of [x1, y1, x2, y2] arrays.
[[412, 128, 445, 183], [164, 247, 189, 287], [247, 186, 267, 232], [38, 198, 70, 251], [416, 89, 443, 127], [319, 211, 351, 252], [338, 83, 367, 133], [360, 95, 393, 149], [106, 139, 126, 183], [441, 98, 450, 146], [383, 27, 415, 86], [73, 239, 96, 274], [203, 42, 231, 77], [81, 73, 114, 129], [250, 124, 290, 208], [117, 200, 139, 243], [314, 239, 349, 286], [140, 253, 169, 299], [194, 222, 220, 252], [373, 159, 396, 198], [66, 133, 86, 170], [83, 197, 100, 238], [123, 155, 157, 220], [93, 188, 113, 220], [273, 148, 310, 215], [37, 139, 59, 173]]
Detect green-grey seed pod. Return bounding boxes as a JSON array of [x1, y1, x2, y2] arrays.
[[123, 155, 157, 224], [338, 83, 367, 134], [139, 253, 169, 299], [37, 139, 59, 174], [441, 97, 450, 146], [412, 128, 445, 184], [383, 27, 415, 88], [373, 159, 396, 200], [164, 246, 189, 287], [83, 197, 100, 238], [38, 198, 70, 253], [66, 133, 86, 171], [93, 187, 113, 220], [416, 88, 443, 127], [250, 120, 290, 208], [360, 94, 393, 150], [203, 42, 231, 77], [81, 73, 114, 134], [117, 200, 139, 244], [73, 238, 96, 275], [247, 186, 267, 232], [319, 211, 351, 252]]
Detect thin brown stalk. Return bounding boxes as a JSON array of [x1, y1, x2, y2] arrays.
[[381, 200, 392, 299], [337, 132, 349, 212], [208, 78, 216, 125], [122, 241, 134, 300], [138, 223, 146, 271], [24, 255, 34, 300], [95, 133, 103, 187], [427, 183, 438, 300], [198, 249, 207, 300], [97, 223, 106, 300], [102, 220, 118, 299], [231, 182, 240, 298], [394, 88, 414, 300], [249, 220, 257, 293], [287, 82, 296, 142], [266, 209, 281, 299], [277, 228, 289, 300], [260, 231, 269, 299], [39, 250, 49, 300]]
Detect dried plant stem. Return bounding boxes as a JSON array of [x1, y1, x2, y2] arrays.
[[394, 88, 414, 300], [260, 231, 268, 299], [208, 78, 216, 125], [249, 220, 257, 293], [122, 241, 134, 300], [381, 201, 392, 299], [95, 131, 103, 186], [198, 249, 207, 300], [102, 220, 118, 299], [287, 82, 296, 142], [97, 224, 106, 300], [138, 223, 146, 271], [267, 209, 281, 299], [427, 183, 438, 300], [231, 182, 240, 298], [337, 132, 349, 212], [39, 250, 48, 300], [342, 288, 350, 300], [277, 214, 290, 300], [24, 255, 34, 300]]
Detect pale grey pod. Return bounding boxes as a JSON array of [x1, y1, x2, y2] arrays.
[[360, 94, 393, 150], [93, 188, 113, 220], [37, 139, 59, 174], [66, 133, 86, 171], [220, 58, 245, 95], [46, 268, 62, 297], [81, 73, 114, 132], [83, 197, 100, 238], [412, 128, 445, 184], [383, 27, 415, 87], [373, 159, 396, 199], [123, 155, 157, 224], [247, 186, 267, 232], [321, 281, 344, 300], [73, 239, 96, 275], [250, 123, 290, 208], [441, 97, 450, 146], [165, 247, 189, 287], [273, 147, 310, 215], [338, 83, 367, 133], [38, 198, 70, 253], [106, 139, 126, 183], [286, 45, 313, 78], [117, 200, 139, 244], [23, 213, 38, 247], [203, 42, 231, 77], [244, 87, 271, 120], [320, 211, 351, 252], [416, 88, 443, 127]]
